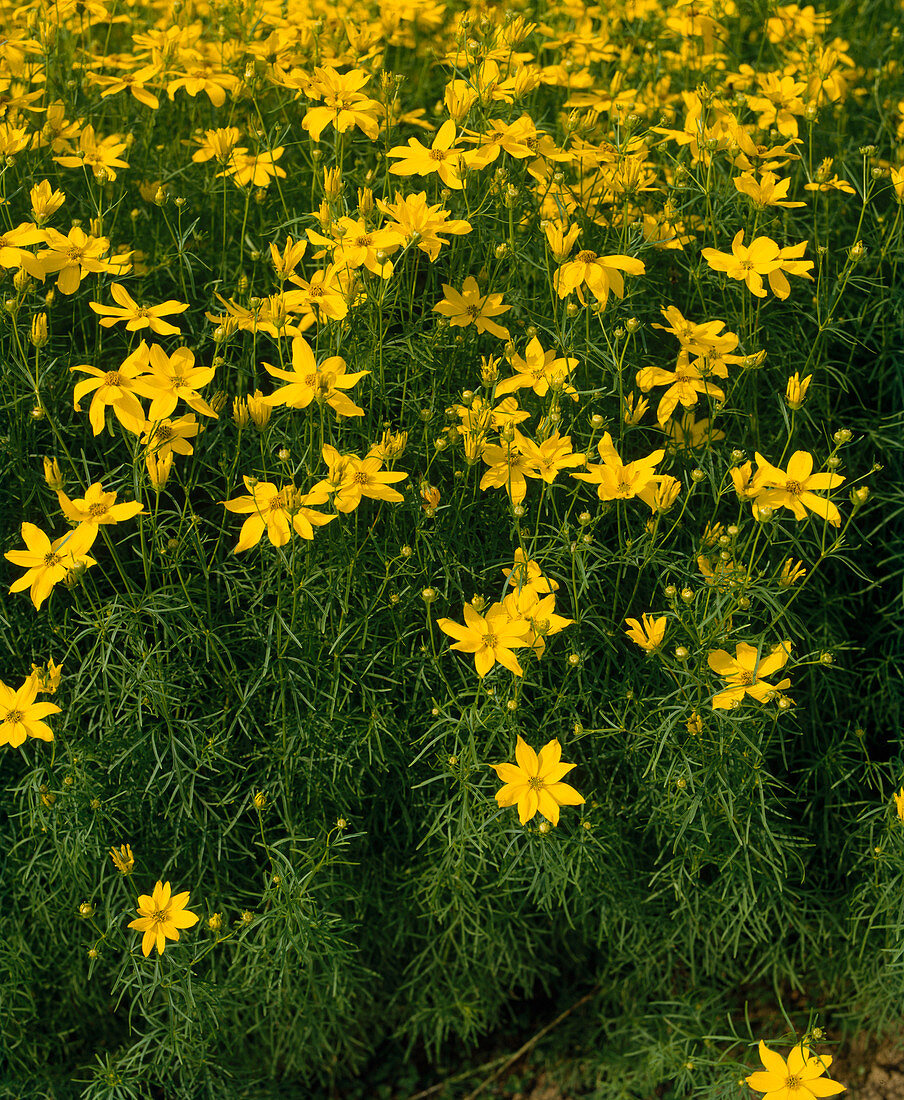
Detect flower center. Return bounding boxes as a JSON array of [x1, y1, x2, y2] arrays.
[[483, 632, 498, 648], [737, 670, 755, 686], [154, 424, 173, 441], [465, 303, 481, 317], [88, 503, 107, 517], [268, 494, 283, 511], [576, 250, 598, 263], [785, 479, 803, 495], [429, 148, 447, 161], [528, 775, 544, 790], [785, 1076, 801, 1091], [354, 235, 371, 247], [66, 247, 84, 261], [43, 552, 61, 567], [150, 908, 168, 924], [5, 709, 23, 724], [353, 471, 368, 484], [104, 371, 123, 387]]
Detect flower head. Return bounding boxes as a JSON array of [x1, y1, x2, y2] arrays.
[[746, 1040, 844, 1099], [0, 677, 61, 747], [490, 736, 585, 826], [127, 880, 199, 957]]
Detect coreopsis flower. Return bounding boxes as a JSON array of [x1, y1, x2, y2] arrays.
[[770, 241, 815, 299], [110, 844, 135, 875], [518, 431, 585, 484], [263, 337, 369, 419], [625, 614, 666, 652], [745, 1040, 844, 1099], [5, 523, 97, 610], [623, 392, 649, 425], [388, 120, 468, 190], [543, 220, 582, 262], [701, 231, 783, 297], [746, 73, 807, 138], [220, 147, 286, 189], [479, 433, 537, 505], [0, 677, 60, 747], [89, 284, 189, 335], [43, 457, 64, 490], [495, 337, 578, 398], [29, 181, 66, 224], [785, 372, 812, 409], [53, 124, 130, 181], [128, 881, 199, 957], [490, 736, 585, 826], [667, 411, 725, 452], [88, 64, 162, 109], [141, 415, 201, 461], [269, 236, 308, 280], [502, 549, 559, 595], [636, 355, 726, 427], [146, 451, 174, 490], [375, 191, 472, 262], [572, 433, 665, 503], [652, 307, 739, 358], [437, 602, 532, 677], [135, 346, 218, 422], [753, 451, 844, 525], [331, 453, 409, 513], [553, 249, 645, 307], [286, 265, 353, 324], [71, 343, 149, 435], [697, 555, 747, 590], [307, 216, 403, 279], [369, 430, 408, 461], [166, 66, 238, 108], [708, 641, 792, 709], [734, 171, 806, 208], [502, 588, 573, 659], [301, 67, 381, 142], [731, 461, 764, 500], [0, 221, 44, 269], [191, 127, 242, 165], [29, 658, 63, 694], [221, 477, 335, 553], [433, 276, 510, 339], [25, 227, 131, 295], [894, 790, 904, 823], [779, 558, 807, 587], [57, 482, 144, 549]]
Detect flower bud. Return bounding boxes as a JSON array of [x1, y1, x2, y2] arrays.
[[30, 312, 49, 348], [43, 456, 64, 490]]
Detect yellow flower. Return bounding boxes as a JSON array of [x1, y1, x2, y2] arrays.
[[89, 283, 189, 335], [572, 433, 665, 504], [495, 337, 578, 399], [110, 844, 135, 875], [191, 126, 242, 164], [331, 453, 408, 513], [753, 451, 844, 526], [553, 249, 645, 307], [437, 602, 532, 678], [745, 1040, 844, 1099], [785, 372, 812, 410], [779, 558, 807, 587], [53, 124, 130, 181], [433, 276, 511, 340], [388, 119, 467, 190], [221, 477, 335, 553], [29, 180, 66, 223], [57, 482, 144, 548], [301, 67, 381, 142], [128, 880, 199, 957], [29, 657, 63, 694], [892, 789, 904, 823], [263, 336, 369, 419], [502, 549, 559, 596], [701, 230, 782, 298], [636, 354, 726, 427], [25, 226, 131, 295], [490, 736, 585, 826], [5, 523, 97, 610], [708, 641, 792, 709], [734, 171, 806, 208], [0, 677, 60, 747], [141, 415, 201, 461], [220, 147, 286, 189], [376, 191, 472, 262], [624, 614, 666, 652], [136, 345, 219, 422]]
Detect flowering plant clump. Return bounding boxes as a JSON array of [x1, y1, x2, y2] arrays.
[[0, 0, 899, 1095]]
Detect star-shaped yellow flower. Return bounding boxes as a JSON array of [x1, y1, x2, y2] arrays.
[[490, 736, 585, 826], [745, 1040, 845, 1099], [127, 880, 199, 957]]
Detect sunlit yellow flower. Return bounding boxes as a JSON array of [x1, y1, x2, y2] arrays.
[[702, 230, 782, 297], [495, 337, 578, 398], [624, 614, 666, 652], [785, 372, 812, 409], [734, 170, 806, 208], [136, 346, 218, 422], [57, 482, 144, 549], [5, 523, 96, 610], [128, 881, 199, 957], [301, 67, 381, 142], [745, 1040, 844, 1099], [502, 549, 559, 596], [89, 284, 189, 335], [753, 451, 844, 525], [553, 249, 645, 306], [708, 641, 792, 709], [490, 736, 585, 825], [25, 226, 131, 295], [894, 790, 904, 823], [0, 677, 60, 747], [376, 191, 471, 262], [779, 558, 807, 587], [388, 120, 467, 189], [53, 124, 130, 181], [29, 181, 66, 224], [437, 602, 532, 678], [263, 337, 369, 419], [433, 276, 510, 339], [110, 844, 135, 875], [28, 658, 63, 695], [222, 477, 335, 553], [572, 433, 664, 503]]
